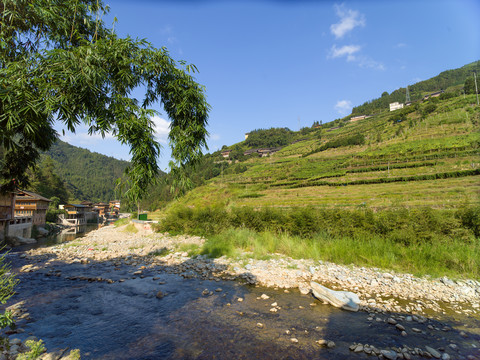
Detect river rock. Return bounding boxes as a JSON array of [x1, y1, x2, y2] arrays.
[[425, 346, 441, 359], [310, 281, 360, 312], [381, 349, 398, 360]]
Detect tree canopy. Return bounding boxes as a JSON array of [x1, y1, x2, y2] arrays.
[[0, 0, 209, 203]]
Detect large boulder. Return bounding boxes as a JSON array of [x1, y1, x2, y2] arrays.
[[12, 236, 37, 246], [35, 226, 50, 237], [310, 281, 360, 312]]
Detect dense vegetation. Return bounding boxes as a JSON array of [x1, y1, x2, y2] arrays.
[[245, 128, 294, 148], [153, 204, 480, 278], [39, 140, 130, 202]]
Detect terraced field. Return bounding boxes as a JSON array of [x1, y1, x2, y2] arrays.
[[175, 94, 480, 210]]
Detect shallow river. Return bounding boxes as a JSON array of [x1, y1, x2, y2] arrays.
[[4, 229, 480, 359]]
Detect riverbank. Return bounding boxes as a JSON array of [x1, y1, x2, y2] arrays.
[[23, 224, 480, 318]]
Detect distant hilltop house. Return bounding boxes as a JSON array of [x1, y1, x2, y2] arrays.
[[244, 147, 282, 157], [423, 90, 444, 100], [221, 150, 232, 158], [245, 133, 250, 140], [389, 102, 404, 112], [14, 190, 51, 226], [350, 115, 370, 122]]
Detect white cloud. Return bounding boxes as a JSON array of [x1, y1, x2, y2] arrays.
[[335, 100, 353, 115], [151, 115, 171, 144], [330, 4, 365, 39], [210, 133, 220, 141], [329, 44, 361, 61], [357, 56, 385, 71], [395, 43, 407, 48]]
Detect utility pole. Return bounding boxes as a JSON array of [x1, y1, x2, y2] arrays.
[[474, 70, 479, 106], [406, 85, 411, 103]]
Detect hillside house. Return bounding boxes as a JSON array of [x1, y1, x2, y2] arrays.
[[221, 150, 232, 158], [14, 190, 51, 226], [243, 147, 282, 157], [389, 102, 404, 111], [350, 115, 368, 122], [423, 91, 444, 100], [245, 133, 250, 140]]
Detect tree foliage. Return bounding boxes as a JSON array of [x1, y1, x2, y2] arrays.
[[43, 140, 130, 202], [0, 0, 209, 203], [245, 128, 293, 148], [27, 156, 70, 203]]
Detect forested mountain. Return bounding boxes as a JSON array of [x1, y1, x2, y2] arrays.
[[43, 140, 130, 202], [352, 60, 480, 116]]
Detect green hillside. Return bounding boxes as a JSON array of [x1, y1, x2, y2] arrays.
[[43, 140, 130, 202], [352, 60, 480, 116], [169, 93, 479, 211]]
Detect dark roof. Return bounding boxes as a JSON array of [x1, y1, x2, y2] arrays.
[[15, 189, 52, 202]]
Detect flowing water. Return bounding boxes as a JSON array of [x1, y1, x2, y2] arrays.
[[3, 230, 480, 359]]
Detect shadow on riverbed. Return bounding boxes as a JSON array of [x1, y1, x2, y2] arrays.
[[3, 248, 480, 360]]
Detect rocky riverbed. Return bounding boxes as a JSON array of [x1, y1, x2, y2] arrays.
[[23, 224, 480, 317], [3, 223, 480, 359]]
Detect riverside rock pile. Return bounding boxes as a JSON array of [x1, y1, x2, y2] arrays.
[[25, 224, 480, 317]]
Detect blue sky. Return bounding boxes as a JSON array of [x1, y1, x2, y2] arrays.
[[57, 0, 480, 171]]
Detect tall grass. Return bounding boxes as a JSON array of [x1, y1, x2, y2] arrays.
[[154, 204, 480, 278], [202, 228, 480, 278]]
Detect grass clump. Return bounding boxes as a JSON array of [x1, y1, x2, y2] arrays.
[[114, 218, 130, 227], [123, 223, 138, 233]]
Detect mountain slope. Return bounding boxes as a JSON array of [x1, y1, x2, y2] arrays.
[[43, 140, 130, 202], [170, 92, 479, 210], [352, 60, 480, 116]]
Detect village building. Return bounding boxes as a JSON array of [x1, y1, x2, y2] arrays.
[[59, 204, 88, 226], [1, 190, 32, 240], [0, 190, 15, 241], [14, 190, 51, 226], [80, 200, 99, 222], [389, 102, 404, 111], [94, 202, 110, 217], [245, 133, 250, 140], [109, 200, 121, 210]]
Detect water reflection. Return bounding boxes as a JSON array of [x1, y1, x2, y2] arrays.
[[36, 223, 101, 247]]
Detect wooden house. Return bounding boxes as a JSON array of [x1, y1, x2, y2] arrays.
[[0, 190, 15, 239], [94, 202, 110, 217], [59, 204, 88, 226], [14, 190, 51, 226]]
